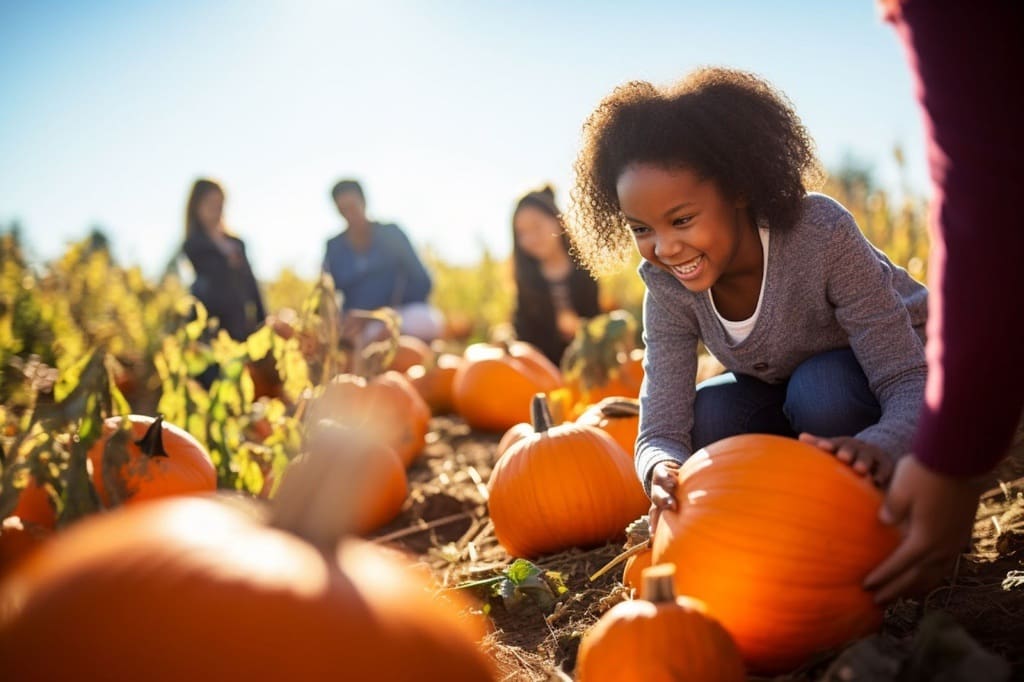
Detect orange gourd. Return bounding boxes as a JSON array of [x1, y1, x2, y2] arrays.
[[453, 341, 562, 432], [577, 565, 745, 682], [0, 430, 495, 681], [487, 394, 649, 558], [391, 335, 435, 373], [651, 434, 902, 674], [9, 476, 56, 529], [319, 371, 430, 467], [86, 415, 216, 507], [407, 352, 463, 415], [576, 397, 640, 458]]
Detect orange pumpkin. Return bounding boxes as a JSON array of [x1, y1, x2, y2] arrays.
[[576, 397, 640, 458], [0, 499, 494, 680], [0, 426, 494, 681], [86, 415, 216, 507], [487, 394, 649, 558], [495, 422, 533, 460], [318, 371, 430, 467], [621, 348, 645, 389], [391, 335, 435, 373], [622, 546, 653, 593], [651, 434, 902, 674], [0, 517, 51, 579], [577, 565, 745, 682], [407, 352, 463, 415], [9, 476, 56, 529], [453, 341, 562, 432]]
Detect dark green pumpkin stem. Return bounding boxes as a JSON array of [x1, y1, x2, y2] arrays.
[[530, 393, 554, 434], [135, 415, 169, 458]]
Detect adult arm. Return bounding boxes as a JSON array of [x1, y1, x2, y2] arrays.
[[388, 226, 433, 304]]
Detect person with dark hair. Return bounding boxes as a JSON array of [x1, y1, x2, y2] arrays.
[[565, 68, 929, 534], [182, 178, 265, 342], [512, 185, 600, 365], [323, 179, 442, 341], [862, 0, 1024, 604]]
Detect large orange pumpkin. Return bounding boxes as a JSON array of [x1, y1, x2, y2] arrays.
[[407, 352, 463, 415], [0, 435, 495, 681], [86, 415, 216, 507], [651, 434, 902, 674], [577, 565, 745, 682], [576, 397, 640, 458], [453, 341, 562, 432], [319, 371, 431, 467], [487, 394, 649, 558]]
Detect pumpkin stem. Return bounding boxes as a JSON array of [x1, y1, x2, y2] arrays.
[[135, 415, 169, 458], [599, 397, 641, 419], [641, 564, 677, 603], [530, 393, 555, 434]]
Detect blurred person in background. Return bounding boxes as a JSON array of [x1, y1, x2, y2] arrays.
[[512, 185, 600, 365], [182, 178, 266, 342], [865, 0, 1024, 603], [323, 179, 443, 342]]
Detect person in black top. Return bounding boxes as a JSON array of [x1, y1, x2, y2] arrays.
[[182, 178, 266, 342], [512, 185, 601, 365]]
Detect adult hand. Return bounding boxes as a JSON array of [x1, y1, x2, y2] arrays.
[[799, 433, 895, 486], [648, 460, 682, 535], [863, 455, 984, 604]]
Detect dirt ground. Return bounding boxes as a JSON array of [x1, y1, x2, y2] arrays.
[[370, 417, 1024, 682]]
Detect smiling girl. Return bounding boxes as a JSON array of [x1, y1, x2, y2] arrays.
[[565, 68, 928, 529]]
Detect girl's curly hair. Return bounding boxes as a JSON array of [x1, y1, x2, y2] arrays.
[[566, 67, 823, 275]]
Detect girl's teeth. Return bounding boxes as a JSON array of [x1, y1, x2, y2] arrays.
[[674, 255, 702, 274]]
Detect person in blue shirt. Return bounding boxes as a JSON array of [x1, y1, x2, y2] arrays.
[[322, 179, 442, 341]]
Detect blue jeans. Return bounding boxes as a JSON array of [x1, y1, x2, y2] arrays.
[[691, 348, 882, 450]]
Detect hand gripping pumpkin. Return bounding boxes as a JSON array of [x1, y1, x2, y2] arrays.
[[0, 423, 495, 681], [453, 341, 562, 432], [487, 394, 649, 558], [651, 434, 901, 674], [577, 564, 745, 682], [86, 415, 216, 507]]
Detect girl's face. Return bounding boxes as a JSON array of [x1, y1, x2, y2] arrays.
[[196, 190, 224, 232], [617, 164, 754, 293], [514, 206, 565, 262]]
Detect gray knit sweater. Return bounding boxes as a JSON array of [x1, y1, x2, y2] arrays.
[[635, 193, 928, 495]]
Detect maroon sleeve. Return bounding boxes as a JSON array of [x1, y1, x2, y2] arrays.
[[888, 0, 1024, 476]]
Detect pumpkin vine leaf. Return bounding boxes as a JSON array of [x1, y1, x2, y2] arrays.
[[454, 558, 565, 614]]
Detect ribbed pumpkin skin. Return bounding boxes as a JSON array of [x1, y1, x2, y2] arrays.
[[453, 342, 562, 432], [652, 434, 901, 674], [0, 497, 495, 681], [576, 398, 640, 458], [576, 594, 745, 682], [488, 421, 649, 558], [321, 372, 431, 467], [87, 416, 216, 507]]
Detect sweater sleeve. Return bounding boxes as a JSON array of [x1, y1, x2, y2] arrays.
[[825, 211, 927, 457], [635, 275, 700, 497], [889, 1, 1024, 477], [389, 226, 432, 304]]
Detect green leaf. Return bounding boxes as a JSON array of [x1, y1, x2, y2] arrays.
[[246, 325, 273, 362], [54, 349, 96, 403], [505, 558, 541, 585]]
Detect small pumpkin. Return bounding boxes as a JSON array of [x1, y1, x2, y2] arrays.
[[407, 352, 463, 415], [86, 415, 216, 507], [8, 476, 56, 529], [487, 394, 649, 558], [391, 335, 435, 373], [576, 397, 640, 458], [0, 426, 495, 681], [0, 517, 51, 579], [620, 516, 653, 593], [652, 434, 902, 674], [318, 371, 430, 467], [577, 564, 745, 682], [453, 341, 562, 432]]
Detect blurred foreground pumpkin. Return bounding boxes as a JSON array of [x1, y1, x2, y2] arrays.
[[0, 423, 495, 681], [651, 434, 901, 674]]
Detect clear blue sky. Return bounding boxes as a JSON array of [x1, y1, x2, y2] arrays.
[[1, 0, 927, 281]]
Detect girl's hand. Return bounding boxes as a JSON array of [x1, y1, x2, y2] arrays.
[[798, 433, 895, 487], [648, 460, 682, 534]]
